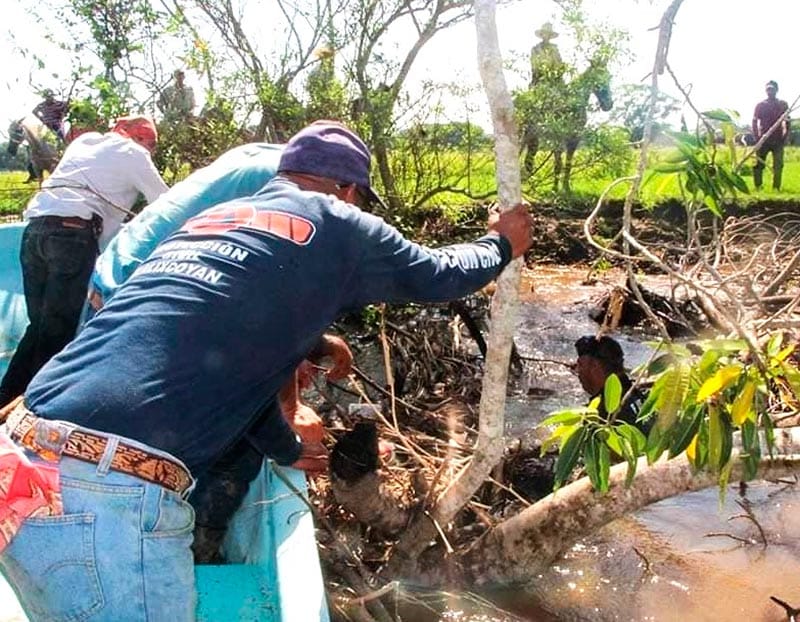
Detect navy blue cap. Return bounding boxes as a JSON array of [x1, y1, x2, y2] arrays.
[[278, 121, 386, 209]]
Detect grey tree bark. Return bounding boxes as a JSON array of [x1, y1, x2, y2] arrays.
[[379, 0, 523, 578], [408, 428, 800, 587]]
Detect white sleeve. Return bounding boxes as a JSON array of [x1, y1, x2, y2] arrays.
[[132, 152, 169, 203]]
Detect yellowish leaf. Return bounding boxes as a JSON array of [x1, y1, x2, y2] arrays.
[[686, 433, 698, 462], [730, 380, 756, 426], [696, 365, 742, 402]]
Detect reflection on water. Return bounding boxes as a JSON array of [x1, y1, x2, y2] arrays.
[[434, 266, 800, 621], [492, 481, 800, 621], [3, 267, 799, 622]]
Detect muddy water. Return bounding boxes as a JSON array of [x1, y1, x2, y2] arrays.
[[2, 267, 799, 621], [482, 266, 800, 621]]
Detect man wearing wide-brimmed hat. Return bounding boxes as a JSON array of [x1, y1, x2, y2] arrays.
[[531, 21, 566, 86]]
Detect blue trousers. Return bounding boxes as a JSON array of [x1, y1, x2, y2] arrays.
[[0, 424, 197, 621], [0, 217, 98, 405]]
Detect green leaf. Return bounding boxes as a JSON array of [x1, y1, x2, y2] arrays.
[[605, 429, 623, 456], [604, 373, 623, 416], [646, 353, 676, 376], [645, 421, 667, 464], [693, 417, 710, 470], [617, 423, 647, 455], [597, 442, 611, 493], [762, 412, 776, 457], [718, 460, 733, 506], [740, 419, 760, 480], [584, 434, 600, 490], [697, 348, 721, 376], [540, 422, 579, 454], [708, 406, 721, 470], [553, 426, 587, 490], [767, 333, 784, 358], [636, 387, 659, 423], [619, 435, 638, 486], [774, 344, 796, 363], [668, 405, 703, 458], [539, 410, 586, 428], [654, 364, 691, 430]]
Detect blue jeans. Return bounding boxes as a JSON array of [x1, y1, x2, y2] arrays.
[[0, 425, 197, 621], [0, 217, 98, 405]]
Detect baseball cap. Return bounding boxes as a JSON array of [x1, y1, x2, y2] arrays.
[[278, 120, 387, 210], [575, 335, 624, 369]]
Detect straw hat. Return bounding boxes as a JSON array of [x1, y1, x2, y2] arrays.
[[535, 22, 559, 41]]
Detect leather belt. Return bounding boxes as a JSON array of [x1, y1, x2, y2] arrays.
[[6, 405, 192, 496], [36, 215, 92, 228]]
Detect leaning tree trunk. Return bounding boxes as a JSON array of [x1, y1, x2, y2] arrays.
[[405, 427, 800, 587], [380, 0, 524, 579]]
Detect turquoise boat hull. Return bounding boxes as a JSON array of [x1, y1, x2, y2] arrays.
[[0, 222, 329, 621]]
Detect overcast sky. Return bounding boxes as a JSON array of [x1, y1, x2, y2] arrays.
[[1, 0, 797, 137]]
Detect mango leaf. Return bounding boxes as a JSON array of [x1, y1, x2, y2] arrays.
[[696, 338, 748, 353], [762, 412, 776, 457], [645, 353, 676, 376], [767, 332, 784, 358], [539, 410, 588, 428], [636, 387, 659, 423], [584, 435, 600, 490], [740, 419, 760, 481], [604, 373, 623, 416], [605, 429, 623, 456], [708, 406, 722, 470], [686, 433, 699, 464], [707, 406, 733, 471], [697, 349, 721, 376], [717, 460, 733, 506], [696, 364, 742, 402], [702, 192, 722, 217], [720, 412, 733, 469], [645, 420, 667, 464], [597, 442, 611, 493], [669, 406, 703, 458], [540, 422, 579, 455], [780, 363, 800, 401], [618, 435, 638, 486], [616, 423, 643, 452], [693, 417, 710, 470], [774, 344, 796, 363], [730, 380, 756, 426], [553, 426, 587, 490], [654, 364, 691, 430], [718, 167, 749, 194]]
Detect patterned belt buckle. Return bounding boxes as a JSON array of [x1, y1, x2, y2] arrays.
[[31, 418, 72, 462]]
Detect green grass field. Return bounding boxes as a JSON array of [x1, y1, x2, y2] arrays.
[[0, 171, 36, 218], [3, 145, 799, 220]]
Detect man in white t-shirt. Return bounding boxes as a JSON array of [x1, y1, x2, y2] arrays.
[[0, 116, 168, 406]]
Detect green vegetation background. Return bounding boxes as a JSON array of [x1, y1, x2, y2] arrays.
[[3, 146, 800, 219]]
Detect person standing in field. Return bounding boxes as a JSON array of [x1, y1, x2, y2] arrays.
[[752, 80, 791, 191], [158, 69, 196, 124], [32, 89, 69, 143]]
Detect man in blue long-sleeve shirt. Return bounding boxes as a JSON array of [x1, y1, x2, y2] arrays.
[[0, 120, 533, 620]]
